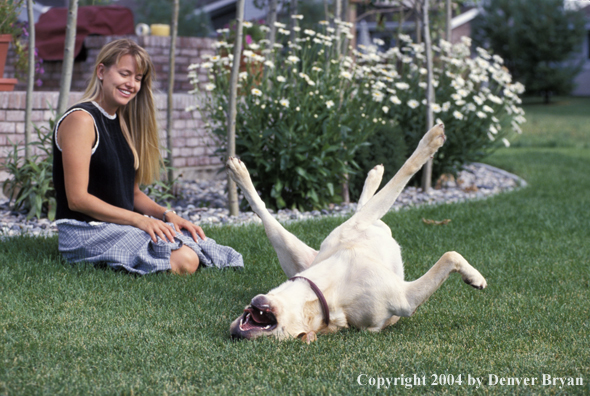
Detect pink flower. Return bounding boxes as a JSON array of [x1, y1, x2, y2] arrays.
[[246, 35, 252, 45]]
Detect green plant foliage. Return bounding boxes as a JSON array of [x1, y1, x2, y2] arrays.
[[191, 17, 526, 209], [191, 19, 385, 210], [471, 0, 586, 103], [349, 121, 407, 200], [141, 160, 183, 207], [356, 35, 526, 182], [2, 118, 56, 220]]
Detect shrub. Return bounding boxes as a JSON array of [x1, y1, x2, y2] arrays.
[[354, 35, 526, 183], [189, 18, 387, 211], [471, 0, 585, 103], [349, 121, 407, 200], [191, 19, 526, 209], [2, 119, 56, 220]]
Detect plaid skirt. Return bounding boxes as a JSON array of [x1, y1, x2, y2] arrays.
[[56, 219, 244, 275]]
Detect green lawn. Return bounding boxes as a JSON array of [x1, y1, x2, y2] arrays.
[[1, 97, 590, 395]]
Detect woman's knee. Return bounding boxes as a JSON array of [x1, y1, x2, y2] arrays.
[[170, 246, 200, 274]]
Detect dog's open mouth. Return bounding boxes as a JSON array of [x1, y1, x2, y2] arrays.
[[238, 304, 278, 333]]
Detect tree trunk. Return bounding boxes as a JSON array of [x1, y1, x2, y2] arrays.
[[56, 0, 78, 117], [267, 0, 278, 47], [414, 1, 422, 44], [420, 0, 434, 193], [24, 0, 36, 160], [445, 0, 452, 43], [290, 0, 298, 44], [227, 0, 245, 216], [166, 0, 179, 185]]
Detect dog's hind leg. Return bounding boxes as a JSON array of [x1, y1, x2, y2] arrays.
[[398, 251, 487, 317], [348, 124, 446, 230], [356, 164, 384, 212], [226, 157, 318, 278]]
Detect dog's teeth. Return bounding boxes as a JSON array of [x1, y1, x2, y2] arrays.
[[264, 325, 271, 330]]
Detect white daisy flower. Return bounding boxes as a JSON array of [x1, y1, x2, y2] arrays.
[[326, 100, 335, 109], [453, 110, 464, 120], [502, 138, 510, 147], [205, 83, 215, 91], [251, 88, 262, 96], [390, 96, 401, 105], [408, 99, 419, 109], [372, 91, 385, 102], [279, 98, 290, 108], [476, 111, 487, 119], [340, 71, 352, 80], [382, 106, 389, 114], [243, 21, 253, 28]]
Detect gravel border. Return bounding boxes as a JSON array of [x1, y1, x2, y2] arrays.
[[0, 163, 527, 239]]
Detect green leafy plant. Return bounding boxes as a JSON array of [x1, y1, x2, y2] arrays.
[[2, 117, 56, 220], [471, 0, 585, 103], [190, 18, 386, 211], [355, 35, 526, 183], [141, 160, 183, 207]]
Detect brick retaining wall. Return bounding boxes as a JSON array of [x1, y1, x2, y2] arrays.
[[5, 35, 214, 93], [0, 91, 223, 187]]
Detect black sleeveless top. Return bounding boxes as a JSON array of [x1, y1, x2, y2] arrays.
[[52, 101, 136, 222]]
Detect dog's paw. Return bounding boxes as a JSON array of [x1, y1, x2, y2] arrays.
[[368, 164, 384, 180], [299, 331, 317, 344], [365, 164, 384, 187], [226, 157, 250, 185], [419, 123, 446, 157], [462, 272, 487, 290]]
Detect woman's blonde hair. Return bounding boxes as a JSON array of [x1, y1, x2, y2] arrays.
[[79, 38, 162, 186]]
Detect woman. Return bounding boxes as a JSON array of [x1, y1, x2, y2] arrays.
[[53, 39, 242, 275]]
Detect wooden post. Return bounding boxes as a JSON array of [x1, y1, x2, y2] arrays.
[[24, 0, 36, 160], [56, 0, 78, 118], [421, 0, 434, 193], [166, 0, 179, 185], [446, 0, 452, 42], [227, 0, 245, 216]]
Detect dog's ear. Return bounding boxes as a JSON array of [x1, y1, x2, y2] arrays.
[[298, 331, 317, 344]]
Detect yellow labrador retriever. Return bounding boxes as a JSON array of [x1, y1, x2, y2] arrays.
[[227, 124, 487, 342]]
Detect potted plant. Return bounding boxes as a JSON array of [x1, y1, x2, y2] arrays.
[[0, 0, 25, 91]]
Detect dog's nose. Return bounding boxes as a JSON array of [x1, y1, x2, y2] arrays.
[[251, 294, 271, 310]]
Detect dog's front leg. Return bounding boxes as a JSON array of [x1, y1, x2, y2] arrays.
[[226, 158, 318, 277], [401, 251, 487, 316]]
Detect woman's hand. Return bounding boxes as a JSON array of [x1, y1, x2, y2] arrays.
[[165, 211, 206, 242], [134, 214, 179, 243]]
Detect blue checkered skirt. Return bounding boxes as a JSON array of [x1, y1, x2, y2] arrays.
[[56, 219, 244, 275]]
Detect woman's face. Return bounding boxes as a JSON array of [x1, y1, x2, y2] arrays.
[[97, 54, 143, 114]]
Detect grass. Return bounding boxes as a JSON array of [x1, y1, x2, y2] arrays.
[[1, 97, 590, 395]]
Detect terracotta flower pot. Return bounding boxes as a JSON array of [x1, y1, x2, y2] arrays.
[[0, 33, 18, 91]]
